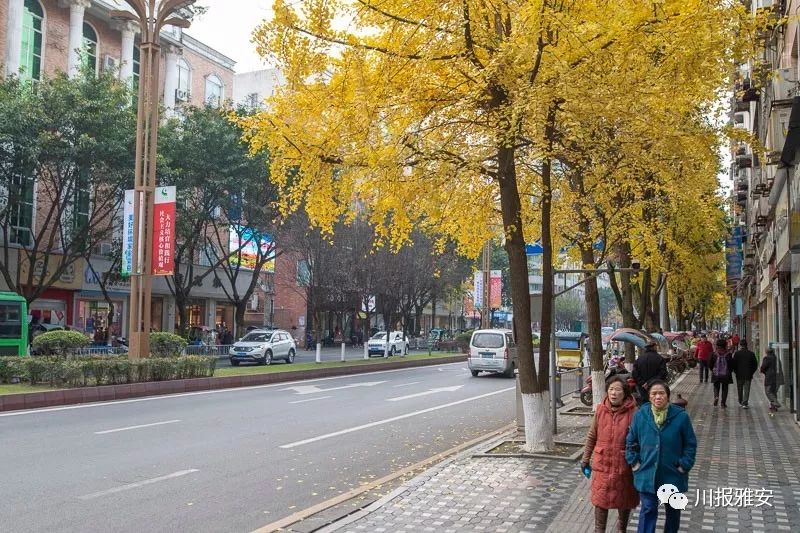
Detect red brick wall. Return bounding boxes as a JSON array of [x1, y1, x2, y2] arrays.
[[0, 1, 9, 66], [184, 47, 234, 106], [273, 250, 309, 341]]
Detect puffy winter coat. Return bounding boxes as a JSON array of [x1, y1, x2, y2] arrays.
[[709, 351, 734, 384], [582, 396, 639, 510], [625, 403, 697, 494]]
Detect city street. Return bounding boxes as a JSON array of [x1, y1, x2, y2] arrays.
[[0, 362, 515, 532], [215, 345, 447, 368]]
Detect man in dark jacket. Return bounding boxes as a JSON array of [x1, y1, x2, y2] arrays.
[[732, 340, 758, 408], [760, 348, 781, 411], [710, 339, 734, 408], [632, 341, 668, 404]]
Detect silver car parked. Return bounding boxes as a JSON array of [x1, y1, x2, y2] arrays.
[[229, 329, 296, 366]]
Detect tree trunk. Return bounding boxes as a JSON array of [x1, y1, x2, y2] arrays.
[[609, 243, 638, 366], [497, 132, 551, 451], [176, 294, 188, 336], [676, 296, 684, 331], [234, 302, 247, 340], [580, 244, 604, 408]]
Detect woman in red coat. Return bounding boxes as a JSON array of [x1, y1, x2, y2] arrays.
[[582, 375, 639, 532]]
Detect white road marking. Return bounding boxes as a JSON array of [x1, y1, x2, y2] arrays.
[[94, 419, 181, 434], [386, 385, 464, 402], [0, 363, 467, 418], [280, 386, 514, 449], [77, 469, 199, 500], [289, 396, 332, 404], [391, 381, 421, 388], [281, 381, 387, 395]]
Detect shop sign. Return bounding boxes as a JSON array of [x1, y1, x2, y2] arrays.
[[84, 265, 131, 290], [152, 186, 176, 276], [18, 254, 83, 290]]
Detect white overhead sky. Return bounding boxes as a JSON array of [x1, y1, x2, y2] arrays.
[[185, 0, 274, 73]]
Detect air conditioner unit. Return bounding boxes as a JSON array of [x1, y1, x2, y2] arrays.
[[250, 294, 259, 311], [103, 55, 117, 72], [769, 105, 792, 151], [175, 89, 189, 102], [772, 68, 796, 102], [211, 206, 221, 218]]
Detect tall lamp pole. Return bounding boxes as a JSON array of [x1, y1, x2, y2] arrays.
[[111, 1, 194, 359]]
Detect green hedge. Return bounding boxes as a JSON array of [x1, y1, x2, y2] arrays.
[[150, 332, 188, 357], [0, 355, 216, 388], [31, 331, 90, 356]]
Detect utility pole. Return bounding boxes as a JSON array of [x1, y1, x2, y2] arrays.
[[112, 0, 194, 359]]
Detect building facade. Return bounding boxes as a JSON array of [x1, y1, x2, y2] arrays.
[[0, 0, 269, 339], [730, 0, 799, 421]]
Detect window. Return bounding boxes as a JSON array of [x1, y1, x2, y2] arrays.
[[82, 22, 98, 74], [132, 45, 140, 89], [296, 260, 310, 286], [20, 0, 43, 81], [9, 174, 34, 246], [177, 58, 191, 100], [205, 74, 223, 107]]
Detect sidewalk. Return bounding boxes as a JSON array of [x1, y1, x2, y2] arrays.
[[321, 372, 800, 532]]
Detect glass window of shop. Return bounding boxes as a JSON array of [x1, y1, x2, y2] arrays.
[[77, 300, 123, 338]]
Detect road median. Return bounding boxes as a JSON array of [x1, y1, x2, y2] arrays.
[[0, 353, 467, 412]]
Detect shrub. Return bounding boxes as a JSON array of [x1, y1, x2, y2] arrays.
[[0, 357, 25, 383], [149, 332, 188, 357], [31, 331, 90, 356]]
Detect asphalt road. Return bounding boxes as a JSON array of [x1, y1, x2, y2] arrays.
[[0, 362, 515, 532]]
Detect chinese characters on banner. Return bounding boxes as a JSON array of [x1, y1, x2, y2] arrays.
[[152, 186, 176, 276], [121, 189, 135, 275], [490, 270, 502, 308]]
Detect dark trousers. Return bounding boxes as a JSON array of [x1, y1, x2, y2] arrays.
[[765, 383, 780, 407], [713, 381, 729, 404], [736, 377, 752, 405], [638, 492, 681, 533], [698, 359, 710, 382]]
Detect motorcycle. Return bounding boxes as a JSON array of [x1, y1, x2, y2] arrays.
[[580, 356, 639, 406]]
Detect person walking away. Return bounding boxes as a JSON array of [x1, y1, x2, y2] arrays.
[[760, 348, 782, 411], [626, 380, 697, 533], [694, 334, 713, 383], [582, 376, 639, 532], [732, 340, 758, 408], [709, 339, 734, 408], [632, 341, 668, 405], [730, 333, 740, 352]]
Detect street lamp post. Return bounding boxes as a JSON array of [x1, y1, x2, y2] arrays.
[[111, 1, 194, 359]]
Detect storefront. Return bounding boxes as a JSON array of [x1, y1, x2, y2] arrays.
[[30, 289, 73, 327], [75, 295, 126, 339], [20, 255, 83, 328]]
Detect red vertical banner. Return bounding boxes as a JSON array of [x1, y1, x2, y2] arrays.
[[490, 270, 502, 308], [151, 186, 176, 276]]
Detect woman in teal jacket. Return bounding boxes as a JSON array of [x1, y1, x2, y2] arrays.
[[625, 380, 697, 533]]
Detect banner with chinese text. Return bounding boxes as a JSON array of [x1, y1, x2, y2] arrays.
[[121, 189, 134, 275], [151, 186, 176, 276]]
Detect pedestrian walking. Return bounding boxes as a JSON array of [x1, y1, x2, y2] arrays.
[[694, 334, 713, 383], [626, 380, 697, 533], [582, 376, 639, 532], [732, 340, 758, 408], [632, 341, 668, 405], [710, 339, 734, 408], [730, 332, 740, 352], [760, 348, 782, 411]]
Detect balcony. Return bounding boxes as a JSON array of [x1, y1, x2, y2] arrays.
[[735, 153, 753, 168]]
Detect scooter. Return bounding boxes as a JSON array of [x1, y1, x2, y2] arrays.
[[580, 356, 638, 406]]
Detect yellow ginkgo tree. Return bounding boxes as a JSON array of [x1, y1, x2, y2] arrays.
[[242, 0, 757, 452]]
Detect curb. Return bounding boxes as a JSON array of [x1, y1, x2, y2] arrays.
[[0, 355, 467, 413]]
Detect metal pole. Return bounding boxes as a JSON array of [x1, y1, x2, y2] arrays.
[[341, 341, 345, 362]]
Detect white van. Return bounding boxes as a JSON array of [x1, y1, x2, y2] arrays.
[[468, 329, 517, 378]]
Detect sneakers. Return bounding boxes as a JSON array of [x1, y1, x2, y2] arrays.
[[721, 403, 727, 408], [743, 404, 749, 409], [713, 397, 719, 406]]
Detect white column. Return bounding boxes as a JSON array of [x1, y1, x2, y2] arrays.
[[162, 45, 180, 113], [119, 21, 137, 84], [5, 0, 24, 76], [64, 0, 91, 78]]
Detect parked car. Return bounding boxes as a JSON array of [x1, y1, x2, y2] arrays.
[[367, 331, 408, 356], [228, 329, 296, 366], [468, 328, 517, 378]]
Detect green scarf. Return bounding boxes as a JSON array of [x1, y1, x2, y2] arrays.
[[653, 406, 668, 428]]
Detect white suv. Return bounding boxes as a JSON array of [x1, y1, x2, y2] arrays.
[[367, 331, 408, 356], [229, 329, 296, 366]]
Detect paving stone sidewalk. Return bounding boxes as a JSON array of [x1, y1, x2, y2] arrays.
[[322, 371, 800, 532]]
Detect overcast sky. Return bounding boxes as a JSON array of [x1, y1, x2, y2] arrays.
[[186, 0, 274, 73]]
